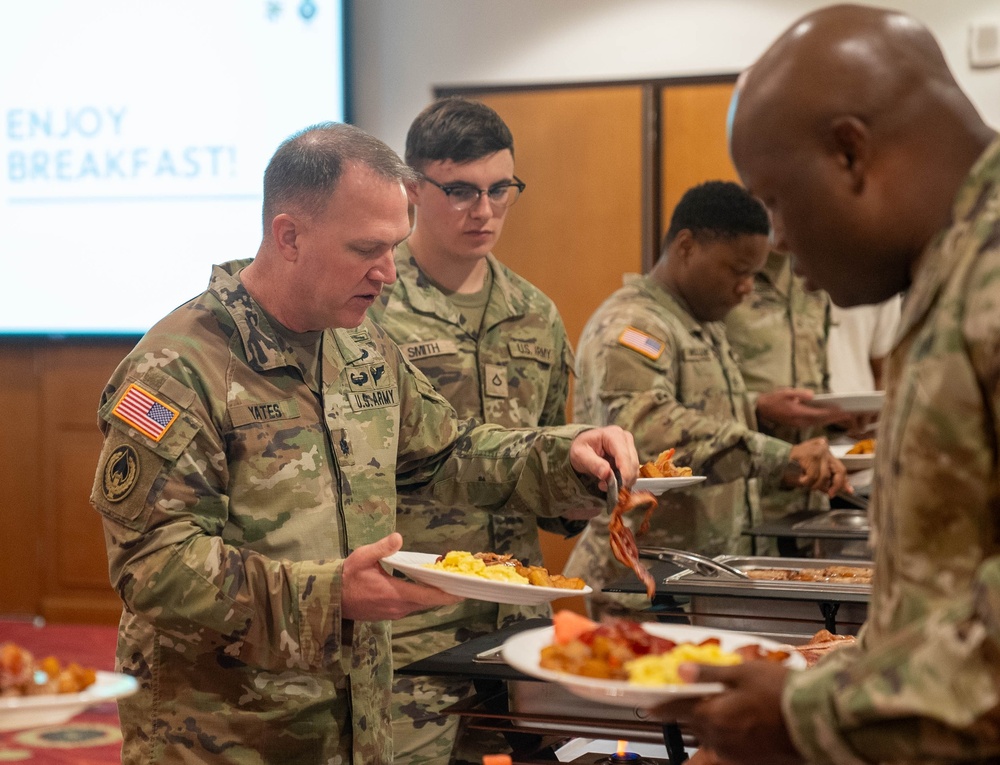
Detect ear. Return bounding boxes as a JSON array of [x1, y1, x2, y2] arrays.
[[829, 115, 870, 194], [404, 179, 421, 207], [271, 213, 301, 262], [671, 229, 697, 266]]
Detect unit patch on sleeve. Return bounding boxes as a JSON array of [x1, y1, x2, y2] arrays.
[[112, 383, 180, 442], [618, 327, 665, 360], [102, 444, 140, 503]]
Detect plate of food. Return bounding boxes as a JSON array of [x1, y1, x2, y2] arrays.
[[830, 440, 876, 471], [381, 551, 592, 606], [501, 612, 805, 706], [806, 392, 884, 413], [0, 671, 138, 732], [634, 476, 706, 494]]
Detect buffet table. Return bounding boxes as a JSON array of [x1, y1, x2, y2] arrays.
[[399, 617, 690, 764]]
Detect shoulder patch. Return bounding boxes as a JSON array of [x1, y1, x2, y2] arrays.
[[111, 383, 179, 442], [618, 326, 664, 360], [101, 444, 140, 502]]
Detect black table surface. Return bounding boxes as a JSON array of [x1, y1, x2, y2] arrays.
[[396, 617, 552, 681]]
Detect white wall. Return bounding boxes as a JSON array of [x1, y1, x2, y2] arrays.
[[351, 0, 1000, 154]]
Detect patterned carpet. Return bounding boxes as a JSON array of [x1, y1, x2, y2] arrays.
[[0, 619, 122, 764]]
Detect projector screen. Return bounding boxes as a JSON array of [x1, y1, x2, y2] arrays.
[[1, 0, 347, 336]]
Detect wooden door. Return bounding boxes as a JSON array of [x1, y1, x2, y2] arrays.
[[660, 82, 740, 241]]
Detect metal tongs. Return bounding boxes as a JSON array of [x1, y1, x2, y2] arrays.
[[638, 547, 750, 580], [606, 465, 623, 514]]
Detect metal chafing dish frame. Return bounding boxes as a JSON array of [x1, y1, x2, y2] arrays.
[[654, 555, 871, 635]]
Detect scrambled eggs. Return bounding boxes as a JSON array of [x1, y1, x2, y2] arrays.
[[426, 550, 529, 584], [625, 642, 742, 685]]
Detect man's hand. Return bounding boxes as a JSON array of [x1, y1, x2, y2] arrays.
[[654, 661, 803, 765], [757, 388, 852, 429], [342, 533, 463, 621], [785, 437, 851, 497], [568, 426, 640, 490]]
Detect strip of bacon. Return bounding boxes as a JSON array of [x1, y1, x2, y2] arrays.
[[608, 487, 659, 598]]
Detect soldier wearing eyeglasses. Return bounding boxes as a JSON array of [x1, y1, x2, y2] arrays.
[[368, 97, 581, 765]]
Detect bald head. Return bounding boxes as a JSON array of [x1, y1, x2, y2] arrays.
[[730, 4, 994, 306]]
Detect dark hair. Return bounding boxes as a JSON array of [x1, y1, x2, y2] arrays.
[[405, 97, 514, 171], [664, 180, 770, 249], [262, 121, 417, 231]]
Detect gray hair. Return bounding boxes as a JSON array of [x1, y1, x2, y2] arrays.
[[262, 121, 417, 231]]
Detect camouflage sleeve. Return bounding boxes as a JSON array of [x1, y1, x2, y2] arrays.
[[390, 347, 602, 518], [783, 555, 1000, 764], [536, 315, 589, 536], [538, 314, 573, 428], [586, 337, 790, 486], [91, 378, 346, 676]]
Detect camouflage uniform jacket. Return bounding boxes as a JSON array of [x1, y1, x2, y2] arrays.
[[724, 251, 832, 444], [90, 260, 598, 765], [724, 252, 832, 518], [571, 274, 791, 559], [783, 137, 1000, 764], [369, 244, 579, 660]]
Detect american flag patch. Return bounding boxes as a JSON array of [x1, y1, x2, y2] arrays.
[[618, 326, 664, 360], [112, 383, 179, 442]]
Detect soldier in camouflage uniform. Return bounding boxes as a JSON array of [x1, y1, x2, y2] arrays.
[[89, 122, 640, 765], [659, 7, 1000, 763], [564, 181, 849, 616], [368, 97, 581, 765], [724, 252, 847, 550]]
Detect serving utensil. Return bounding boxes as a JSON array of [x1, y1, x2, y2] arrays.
[[638, 547, 750, 580]]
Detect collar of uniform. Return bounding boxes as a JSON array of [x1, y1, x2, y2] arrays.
[[756, 251, 791, 297], [330, 321, 374, 365], [392, 243, 523, 329], [209, 260, 293, 372], [632, 273, 712, 339], [896, 133, 1000, 341]]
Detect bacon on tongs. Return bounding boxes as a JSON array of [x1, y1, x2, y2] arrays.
[[608, 487, 658, 598]]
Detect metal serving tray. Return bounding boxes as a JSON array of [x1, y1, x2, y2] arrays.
[[660, 555, 871, 635]]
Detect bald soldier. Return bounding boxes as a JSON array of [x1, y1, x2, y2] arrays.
[[564, 181, 848, 616], [89, 122, 639, 765], [657, 6, 1000, 764]]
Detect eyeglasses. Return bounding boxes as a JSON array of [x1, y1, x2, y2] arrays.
[[421, 175, 526, 212]]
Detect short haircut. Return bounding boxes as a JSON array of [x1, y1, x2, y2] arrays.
[[405, 97, 514, 172], [663, 180, 770, 249], [262, 121, 417, 232]]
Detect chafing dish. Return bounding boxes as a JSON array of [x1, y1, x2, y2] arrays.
[[747, 508, 872, 559], [655, 555, 870, 635]]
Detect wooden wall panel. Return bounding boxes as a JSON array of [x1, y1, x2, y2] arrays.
[[660, 83, 740, 241], [0, 347, 43, 616], [475, 87, 645, 349], [0, 342, 131, 623]]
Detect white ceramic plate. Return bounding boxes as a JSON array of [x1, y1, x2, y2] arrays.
[[0, 671, 138, 732], [381, 551, 593, 606], [830, 443, 875, 471], [501, 623, 805, 707], [634, 476, 707, 495], [806, 392, 884, 413]]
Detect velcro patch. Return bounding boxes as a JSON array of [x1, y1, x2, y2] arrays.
[[399, 339, 458, 362], [618, 327, 664, 360], [508, 340, 554, 364], [348, 387, 398, 411], [112, 383, 179, 442]]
